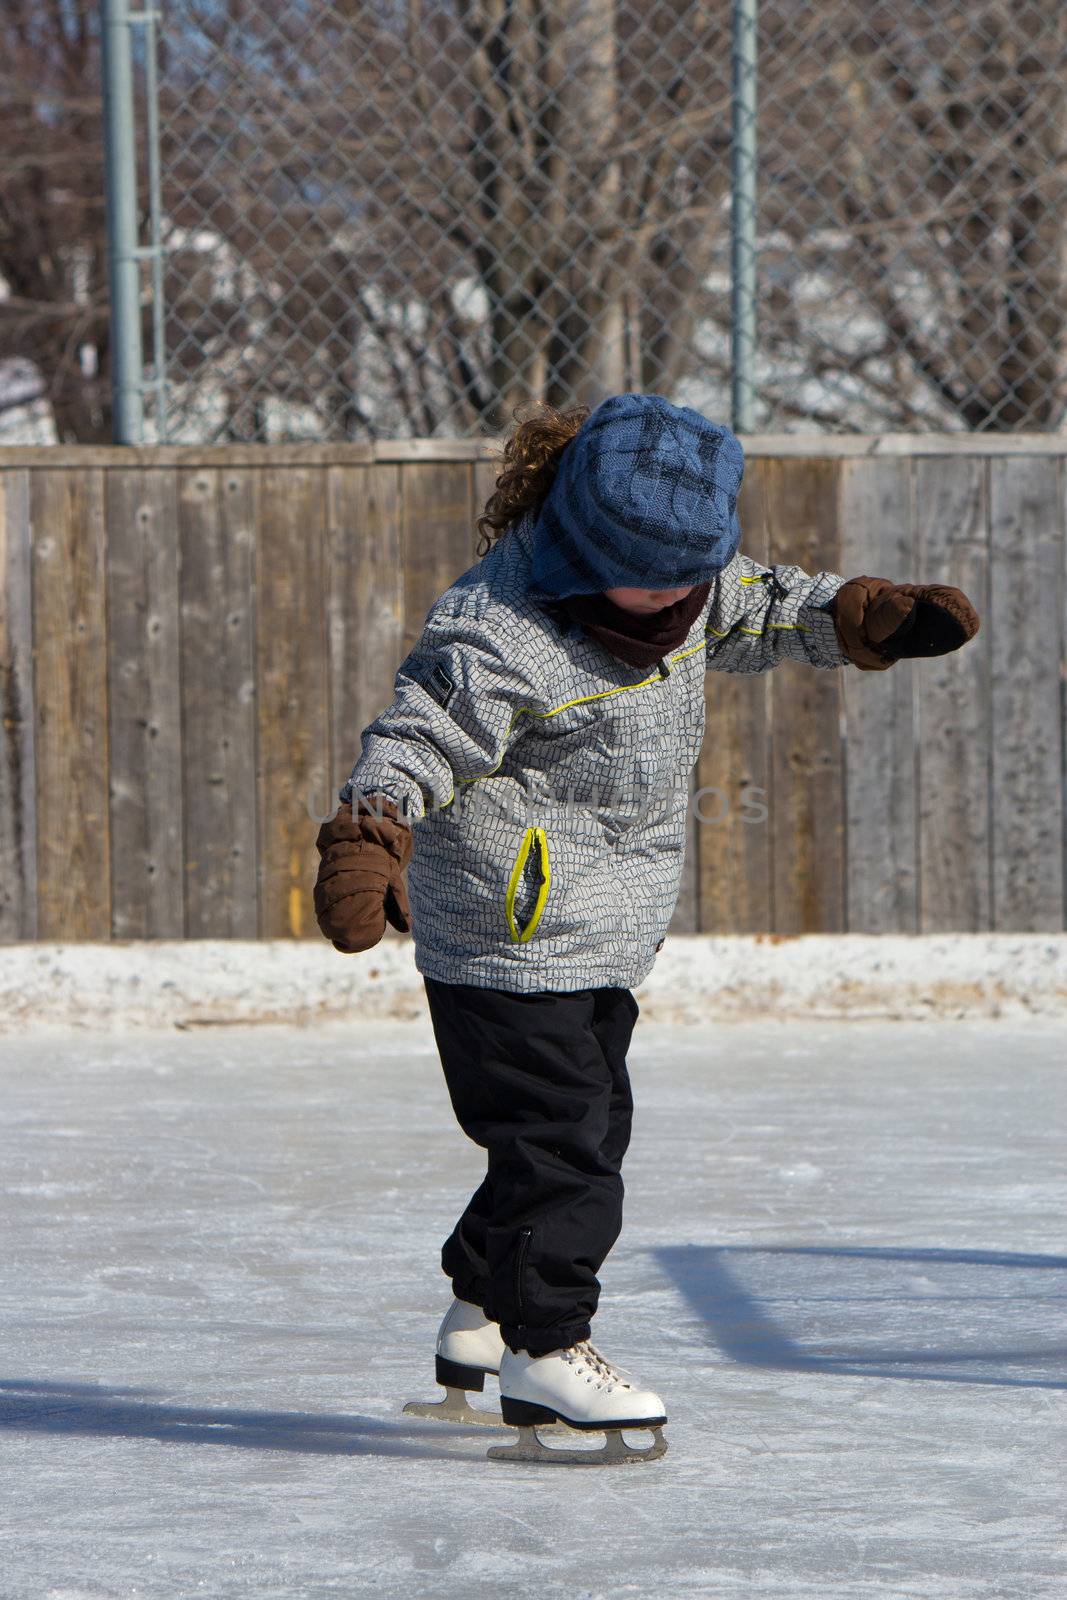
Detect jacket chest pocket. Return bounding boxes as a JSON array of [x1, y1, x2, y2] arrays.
[[517, 673, 693, 823], [505, 826, 551, 942]]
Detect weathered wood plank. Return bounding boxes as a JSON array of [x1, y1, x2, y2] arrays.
[[398, 457, 477, 953], [989, 457, 1064, 930], [0, 441, 502, 470], [105, 470, 185, 938], [179, 468, 259, 938], [914, 458, 991, 931], [326, 465, 407, 942], [30, 469, 111, 939], [2, 437, 1065, 469], [747, 437, 1067, 458], [472, 459, 501, 564], [383, 438, 502, 465], [401, 462, 477, 657], [766, 458, 846, 933], [255, 467, 329, 939], [696, 459, 772, 932], [839, 457, 919, 933], [326, 465, 405, 807], [0, 471, 37, 941]]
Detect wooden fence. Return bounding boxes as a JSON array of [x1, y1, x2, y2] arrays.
[[1, 438, 1064, 944]]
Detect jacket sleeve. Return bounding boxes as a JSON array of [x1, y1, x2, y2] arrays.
[[704, 553, 851, 674], [339, 607, 544, 822]]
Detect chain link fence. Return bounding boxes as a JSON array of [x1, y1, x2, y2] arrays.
[[149, 0, 1066, 442]]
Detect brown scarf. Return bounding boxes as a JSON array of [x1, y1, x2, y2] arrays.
[[556, 582, 712, 669]]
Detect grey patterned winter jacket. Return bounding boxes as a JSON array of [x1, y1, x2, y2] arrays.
[[341, 514, 850, 992]]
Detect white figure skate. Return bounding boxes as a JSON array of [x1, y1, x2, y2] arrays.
[[402, 1298, 507, 1426], [487, 1340, 668, 1465]]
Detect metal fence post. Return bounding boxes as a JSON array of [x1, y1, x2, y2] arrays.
[[101, 0, 144, 444], [142, 4, 168, 441], [731, 0, 758, 435]]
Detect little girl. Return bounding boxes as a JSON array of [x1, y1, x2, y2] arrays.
[[314, 394, 978, 1465]]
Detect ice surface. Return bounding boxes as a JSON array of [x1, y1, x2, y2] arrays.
[[1, 1018, 1064, 1598]]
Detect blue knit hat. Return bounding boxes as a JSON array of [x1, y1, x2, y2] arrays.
[[528, 393, 745, 598]]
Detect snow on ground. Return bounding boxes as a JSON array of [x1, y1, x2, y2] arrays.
[[2, 1017, 1064, 1599], [3, 935, 1067, 1031]]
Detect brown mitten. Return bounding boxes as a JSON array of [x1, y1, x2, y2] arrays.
[[314, 793, 413, 953], [831, 576, 980, 671]]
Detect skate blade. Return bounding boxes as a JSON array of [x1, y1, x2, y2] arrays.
[[403, 1387, 504, 1427], [487, 1424, 668, 1466], [403, 1387, 576, 1431]]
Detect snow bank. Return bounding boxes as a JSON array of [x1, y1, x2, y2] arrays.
[[1, 934, 1065, 1032]]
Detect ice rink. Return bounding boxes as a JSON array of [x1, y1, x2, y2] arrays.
[[2, 1015, 1064, 1598]]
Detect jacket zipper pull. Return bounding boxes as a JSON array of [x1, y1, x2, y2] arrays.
[[657, 657, 671, 678]]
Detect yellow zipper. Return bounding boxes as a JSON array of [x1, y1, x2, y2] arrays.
[[505, 826, 551, 943]]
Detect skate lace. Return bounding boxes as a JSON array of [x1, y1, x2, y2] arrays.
[[562, 1340, 632, 1391]]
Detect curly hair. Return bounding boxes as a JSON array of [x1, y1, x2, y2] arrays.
[[475, 402, 590, 556]]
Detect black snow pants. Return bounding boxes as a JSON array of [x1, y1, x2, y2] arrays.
[[422, 977, 639, 1357]]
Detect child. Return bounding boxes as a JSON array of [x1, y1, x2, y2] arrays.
[[314, 394, 978, 1465]]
